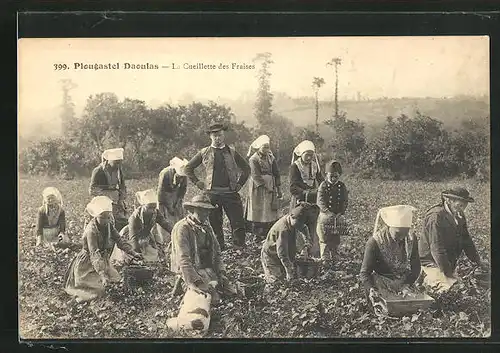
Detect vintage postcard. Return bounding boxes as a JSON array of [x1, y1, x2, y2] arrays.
[[18, 36, 490, 339]]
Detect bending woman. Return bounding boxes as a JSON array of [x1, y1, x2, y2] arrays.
[[64, 196, 142, 303], [359, 205, 421, 309], [110, 189, 173, 265]]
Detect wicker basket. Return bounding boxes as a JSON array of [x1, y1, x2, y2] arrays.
[[236, 276, 265, 298], [296, 259, 320, 279], [123, 265, 154, 289]]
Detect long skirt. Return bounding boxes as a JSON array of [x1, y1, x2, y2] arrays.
[[157, 199, 183, 247], [421, 266, 458, 293], [64, 250, 120, 302], [109, 226, 160, 266], [245, 175, 279, 224]]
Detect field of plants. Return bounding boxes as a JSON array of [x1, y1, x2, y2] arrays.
[[18, 175, 491, 339]]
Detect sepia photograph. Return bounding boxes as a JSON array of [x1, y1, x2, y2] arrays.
[[18, 36, 491, 339]]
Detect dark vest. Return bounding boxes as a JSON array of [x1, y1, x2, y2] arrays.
[[201, 146, 239, 191]]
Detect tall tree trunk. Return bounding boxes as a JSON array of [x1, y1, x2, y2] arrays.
[[315, 91, 319, 134]]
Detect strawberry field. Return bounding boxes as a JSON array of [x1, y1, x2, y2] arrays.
[[18, 175, 491, 339]]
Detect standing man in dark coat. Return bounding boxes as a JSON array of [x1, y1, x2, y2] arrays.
[[184, 123, 251, 250], [419, 187, 488, 293]]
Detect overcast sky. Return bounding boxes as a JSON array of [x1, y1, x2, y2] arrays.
[[18, 36, 489, 122]]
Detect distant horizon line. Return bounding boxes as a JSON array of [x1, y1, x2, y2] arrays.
[[20, 93, 490, 115]]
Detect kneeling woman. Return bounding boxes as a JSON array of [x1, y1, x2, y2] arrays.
[[35, 187, 70, 248], [111, 189, 173, 265], [359, 205, 421, 307], [64, 196, 143, 303], [261, 203, 313, 284]]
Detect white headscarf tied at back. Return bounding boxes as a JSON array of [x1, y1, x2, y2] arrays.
[[372, 205, 417, 276], [291, 140, 320, 168], [42, 187, 63, 223], [372, 204, 417, 236], [135, 189, 157, 206], [101, 148, 124, 164], [86, 196, 113, 218], [169, 157, 189, 176], [42, 187, 63, 207], [247, 135, 271, 157]]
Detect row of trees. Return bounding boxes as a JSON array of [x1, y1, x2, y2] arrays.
[[19, 91, 489, 182], [19, 52, 489, 181]]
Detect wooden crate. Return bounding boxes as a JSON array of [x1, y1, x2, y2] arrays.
[[381, 292, 434, 316]]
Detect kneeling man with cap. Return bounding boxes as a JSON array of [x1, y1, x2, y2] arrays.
[[419, 187, 489, 293]]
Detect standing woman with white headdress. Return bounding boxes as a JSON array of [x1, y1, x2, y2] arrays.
[[157, 157, 189, 244], [289, 140, 324, 257], [244, 135, 282, 242], [89, 148, 128, 231], [35, 187, 70, 248], [64, 196, 143, 303]]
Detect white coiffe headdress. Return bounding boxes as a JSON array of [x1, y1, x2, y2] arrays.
[[86, 196, 113, 217], [247, 135, 271, 157], [169, 157, 189, 176], [372, 205, 417, 236], [101, 148, 124, 163], [135, 189, 158, 206], [291, 140, 321, 168], [42, 187, 63, 207]]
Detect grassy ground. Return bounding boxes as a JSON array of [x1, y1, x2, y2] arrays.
[[18, 175, 491, 339]]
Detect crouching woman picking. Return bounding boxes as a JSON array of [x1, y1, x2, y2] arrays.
[[64, 196, 143, 303], [261, 203, 313, 287], [360, 205, 421, 313], [110, 189, 173, 265], [35, 187, 70, 248]]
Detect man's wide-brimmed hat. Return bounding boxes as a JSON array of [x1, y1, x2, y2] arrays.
[[206, 122, 228, 134], [442, 187, 475, 203], [183, 195, 216, 210]]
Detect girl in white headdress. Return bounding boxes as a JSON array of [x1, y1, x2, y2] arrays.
[[64, 196, 143, 303], [156, 157, 189, 245], [35, 187, 70, 248], [88, 148, 128, 231], [244, 135, 282, 242], [359, 205, 422, 314], [110, 189, 173, 266], [289, 140, 324, 257]]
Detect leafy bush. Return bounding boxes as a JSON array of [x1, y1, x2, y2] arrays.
[[20, 138, 87, 177], [19, 94, 489, 182]]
